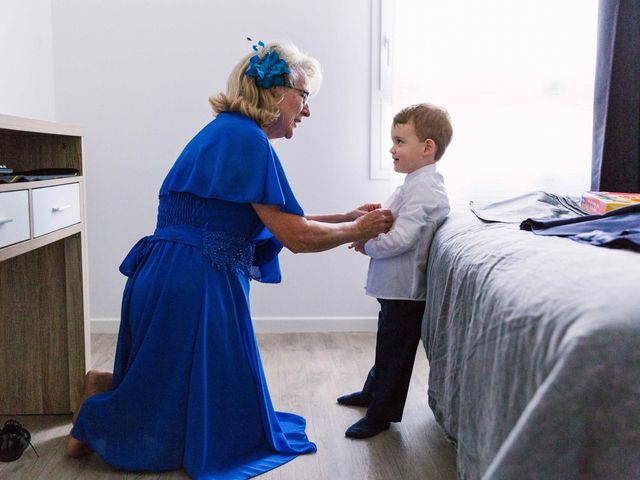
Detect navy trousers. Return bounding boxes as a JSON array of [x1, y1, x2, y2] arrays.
[[362, 298, 426, 423]]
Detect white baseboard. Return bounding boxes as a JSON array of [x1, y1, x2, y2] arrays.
[[91, 318, 121, 334], [90, 316, 378, 334]]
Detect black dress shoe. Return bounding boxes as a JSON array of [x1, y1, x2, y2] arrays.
[[337, 391, 371, 407], [0, 420, 39, 462], [345, 416, 390, 439]]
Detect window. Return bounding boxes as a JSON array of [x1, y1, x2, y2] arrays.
[[371, 0, 599, 205]]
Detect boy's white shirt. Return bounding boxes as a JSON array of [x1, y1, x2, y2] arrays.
[[364, 163, 450, 300]]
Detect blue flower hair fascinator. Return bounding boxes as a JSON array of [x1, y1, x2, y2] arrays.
[[245, 38, 290, 89]]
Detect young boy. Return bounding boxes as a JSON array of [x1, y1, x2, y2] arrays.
[[339, 103, 452, 439]]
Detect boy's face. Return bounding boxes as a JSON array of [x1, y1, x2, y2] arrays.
[[390, 122, 435, 174]]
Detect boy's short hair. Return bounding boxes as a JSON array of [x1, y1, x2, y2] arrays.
[[393, 103, 453, 161]]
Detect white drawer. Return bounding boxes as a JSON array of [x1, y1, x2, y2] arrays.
[[0, 190, 30, 248], [32, 183, 81, 237]]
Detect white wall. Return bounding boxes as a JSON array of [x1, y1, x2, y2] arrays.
[[50, 0, 391, 330], [0, 0, 56, 120]]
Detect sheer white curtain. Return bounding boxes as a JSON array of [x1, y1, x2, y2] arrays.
[[374, 0, 598, 206]]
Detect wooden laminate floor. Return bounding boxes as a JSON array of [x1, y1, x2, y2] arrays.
[[0, 333, 457, 479]]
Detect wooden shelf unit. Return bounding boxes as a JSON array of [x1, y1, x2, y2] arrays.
[[0, 114, 90, 414]]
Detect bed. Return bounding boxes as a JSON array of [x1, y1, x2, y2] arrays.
[[422, 210, 640, 479]]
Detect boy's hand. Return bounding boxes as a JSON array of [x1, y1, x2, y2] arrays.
[[348, 240, 368, 255], [346, 203, 382, 221]]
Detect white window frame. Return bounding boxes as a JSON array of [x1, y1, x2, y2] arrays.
[[369, 0, 394, 180]]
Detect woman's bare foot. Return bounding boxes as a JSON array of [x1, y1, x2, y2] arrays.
[[72, 370, 113, 424], [66, 435, 93, 458], [66, 370, 113, 459]]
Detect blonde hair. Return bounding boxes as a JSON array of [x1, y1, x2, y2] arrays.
[[209, 42, 322, 128], [393, 103, 453, 161]]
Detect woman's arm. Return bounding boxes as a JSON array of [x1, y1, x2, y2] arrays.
[[252, 203, 393, 253], [305, 203, 382, 224]]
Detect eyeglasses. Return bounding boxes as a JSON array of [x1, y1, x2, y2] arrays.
[[287, 86, 310, 105]]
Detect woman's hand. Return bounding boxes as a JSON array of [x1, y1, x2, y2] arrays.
[[252, 204, 393, 254], [345, 203, 382, 221], [354, 208, 394, 239]]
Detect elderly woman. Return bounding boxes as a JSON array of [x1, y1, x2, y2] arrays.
[[66, 41, 393, 479]]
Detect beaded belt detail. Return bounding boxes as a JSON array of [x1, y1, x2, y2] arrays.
[[202, 230, 255, 272]]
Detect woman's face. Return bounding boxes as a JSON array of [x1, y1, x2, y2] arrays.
[[265, 72, 311, 140]]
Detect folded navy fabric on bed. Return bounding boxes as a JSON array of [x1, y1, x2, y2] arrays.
[[520, 203, 640, 251]]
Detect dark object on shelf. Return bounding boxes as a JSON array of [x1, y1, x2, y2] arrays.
[[0, 164, 13, 174], [0, 419, 39, 462], [0, 167, 79, 183]]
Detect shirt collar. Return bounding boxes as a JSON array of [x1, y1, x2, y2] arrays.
[[405, 163, 436, 183]]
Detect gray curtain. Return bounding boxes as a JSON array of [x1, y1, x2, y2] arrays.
[[591, 0, 640, 192]]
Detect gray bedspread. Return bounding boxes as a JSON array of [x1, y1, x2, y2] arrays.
[[422, 210, 640, 479]]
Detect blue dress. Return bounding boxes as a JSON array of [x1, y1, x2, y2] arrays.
[[71, 112, 317, 479]]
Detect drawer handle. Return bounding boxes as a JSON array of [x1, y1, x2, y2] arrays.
[[52, 205, 71, 213], [0, 217, 14, 226]]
